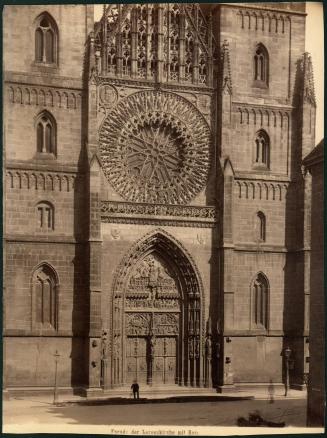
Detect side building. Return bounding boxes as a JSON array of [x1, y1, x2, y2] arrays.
[[303, 140, 325, 427]]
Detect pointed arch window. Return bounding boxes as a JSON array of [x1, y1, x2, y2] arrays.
[[254, 130, 270, 169], [254, 44, 269, 85], [256, 211, 266, 242], [35, 13, 58, 65], [36, 111, 56, 155], [252, 273, 269, 329], [32, 264, 58, 330]]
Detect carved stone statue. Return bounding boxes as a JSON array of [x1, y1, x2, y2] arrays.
[[206, 335, 212, 359]]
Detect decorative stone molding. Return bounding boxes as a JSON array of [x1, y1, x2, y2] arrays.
[[237, 9, 290, 33], [235, 179, 289, 201], [98, 84, 118, 113], [95, 76, 215, 93], [99, 90, 212, 205], [7, 84, 82, 110], [6, 169, 78, 192], [101, 201, 217, 218], [101, 201, 218, 228], [104, 217, 216, 228], [236, 105, 290, 128]]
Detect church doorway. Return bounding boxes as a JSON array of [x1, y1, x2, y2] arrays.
[[126, 335, 177, 386], [124, 254, 181, 387], [110, 231, 203, 388]]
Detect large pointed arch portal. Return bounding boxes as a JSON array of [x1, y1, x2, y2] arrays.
[[111, 230, 204, 388]]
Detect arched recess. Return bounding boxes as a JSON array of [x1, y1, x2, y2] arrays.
[[253, 43, 269, 85], [110, 229, 205, 388], [250, 272, 269, 330], [31, 262, 59, 331]]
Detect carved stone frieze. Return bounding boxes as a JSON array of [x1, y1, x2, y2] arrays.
[[125, 254, 180, 310], [125, 312, 179, 336], [101, 201, 218, 228], [101, 201, 217, 218], [125, 298, 180, 310], [126, 313, 151, 336], [127, 254, 178, 296], [153, 313, 179, 336], [99, 90, 211, 204]]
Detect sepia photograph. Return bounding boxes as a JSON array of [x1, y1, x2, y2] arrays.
[[2, 1, 324, 434]]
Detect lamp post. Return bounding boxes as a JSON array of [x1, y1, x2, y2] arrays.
[[53, 350, 60, 404], [284, 346, 292, 397]]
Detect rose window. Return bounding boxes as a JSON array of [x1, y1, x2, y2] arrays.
[[99, 90, 211, 204]]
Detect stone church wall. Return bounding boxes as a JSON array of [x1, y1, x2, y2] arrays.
[[3, 4, 92, 389], [3, 3, 315, 391], [3, 5, 91, 78]]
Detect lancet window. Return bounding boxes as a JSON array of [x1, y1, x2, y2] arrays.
[[254, 44, 269, 85], [35, 13, 58, 65], [36, 111, 56, 155]]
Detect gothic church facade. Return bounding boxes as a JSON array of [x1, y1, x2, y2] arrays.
[[4, 3, 316, 393]]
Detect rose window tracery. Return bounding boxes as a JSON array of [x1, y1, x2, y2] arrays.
[[99, 90, 211, 204]]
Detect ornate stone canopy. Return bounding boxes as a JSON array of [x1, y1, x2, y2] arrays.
[[99, 90, 211, 204]]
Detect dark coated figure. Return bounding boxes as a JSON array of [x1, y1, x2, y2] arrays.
[[131, 381, 139, 399]]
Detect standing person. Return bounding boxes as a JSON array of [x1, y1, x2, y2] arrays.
[[131, 381, 139, 399]]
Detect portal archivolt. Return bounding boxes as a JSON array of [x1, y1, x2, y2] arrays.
[[111, 230, 204, 387]]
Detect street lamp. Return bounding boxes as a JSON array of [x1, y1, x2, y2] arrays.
[[284, 346, 292, 397], [53, 350, 60, 404]]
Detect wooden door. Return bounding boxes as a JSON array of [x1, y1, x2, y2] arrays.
[[152, 337, 177, 385], [125, 337, 147, 385]]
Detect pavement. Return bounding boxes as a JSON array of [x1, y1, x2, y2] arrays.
[[3, 387, 318, 435]]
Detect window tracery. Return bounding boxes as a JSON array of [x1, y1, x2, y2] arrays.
[[99, 90, 211, 205], [35, 13, 58, 65], [36, 111, 56, 155], [95, 3, 216, 86]]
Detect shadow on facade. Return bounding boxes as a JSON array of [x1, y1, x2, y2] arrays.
[[283, 57, 306, 388], [208, 160, 224, 388], [70, 37, 92, 392]]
